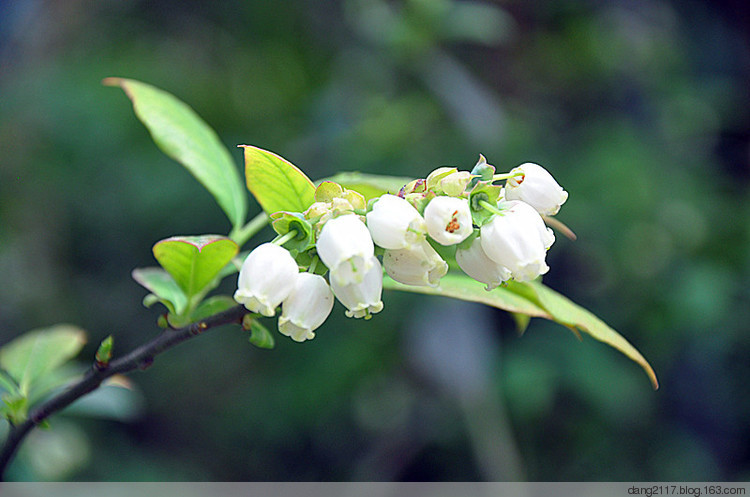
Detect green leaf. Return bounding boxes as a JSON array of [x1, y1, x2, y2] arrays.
[[520, 280, 659, 390], [0, 370, 20, 395], [468, 154, 495, 188], [152, 235, 239, 298], [385, 274, 658, 389], [0, 325, 87, 396], [248, 319, 275, 349], [241, 145, 315, 215], [319, 172, 414, 201], [191, 296, 238, 322], [104, 78, 247, 230], [62, 381, 144, 422], [468, 182, 503, 226], [383, 274, 552, 318], [132, 267, 188, 315]]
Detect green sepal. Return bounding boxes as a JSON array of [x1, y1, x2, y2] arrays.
[[318, 172, 413, 201], [456, 228, 480, 251], [270, 212, 315, 254], [469, 182, 503, 226], [244, 317, 275, 349], [405, 189, 436, 216], [468, 154, 495, 189], [293, 251, 328, 276], [314, 181, 344, 203], [426, 167, 458, 191]]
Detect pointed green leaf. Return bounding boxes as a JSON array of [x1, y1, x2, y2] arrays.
[[383, 274, 551, 318], [104, 78, 247, 229], [241, 145, 316, 215], [520, 280, 659, 389], [319, 172, 414, 201], [132, 267, 188, 315], [152, 235, 239, 298], [385, 274, 658, 389], [0, 325, 87, 395]]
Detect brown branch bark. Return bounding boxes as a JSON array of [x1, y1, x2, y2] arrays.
[[0, 304, 250, 479]]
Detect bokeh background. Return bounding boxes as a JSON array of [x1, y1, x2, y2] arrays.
[[1, 0, 749, 482]]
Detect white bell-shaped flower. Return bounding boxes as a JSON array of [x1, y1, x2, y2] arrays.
[[330, 256, 384, 319], [480, 201, 555, 282], [456, 236, 512, 290], [316, 214, 375, 286], [366, 194, 426, 250], [504, 162, 568, 216], [383, 239, 448, 287], [423, 196, 473, 246], [278, 273, 334, 342], [234, 243, 299, 317]]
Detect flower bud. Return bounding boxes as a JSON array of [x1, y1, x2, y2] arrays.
[[479, 201, 555, 282], [504, 162, 568, 216], [456, 236, 512, 290], [316, 214, 375, 286], [366, 194, 426, 250], [426, 167, 473, 197], [424, 196, 473, 246], [234, 243, 299, 317], [330, 257, 384, 319], [383, 239, 448, 287], [278, 273, 334, 342]]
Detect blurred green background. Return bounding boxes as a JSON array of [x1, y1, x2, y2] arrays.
[[1, 0, 749, 482]]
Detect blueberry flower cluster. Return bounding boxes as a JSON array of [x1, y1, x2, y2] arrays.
[[234, 156, 568, 342]]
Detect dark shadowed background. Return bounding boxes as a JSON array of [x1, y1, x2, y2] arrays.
[[1, 0, 749, 482]]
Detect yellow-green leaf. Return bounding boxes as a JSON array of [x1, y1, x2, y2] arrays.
[[383, 274, 552, 318], [0, 325, 87, 395], [241, 145, 315, 215], [520, 280, 659, 390], [105, 78, 248, 230], [152, 235, 239, 298], [132, 267, 189, 315]]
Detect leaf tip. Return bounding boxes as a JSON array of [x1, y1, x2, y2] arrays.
[[648, 368, 660, 391], [101, 77, 122, 87]]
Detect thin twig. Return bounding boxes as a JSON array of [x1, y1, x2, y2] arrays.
[[0, 304, 249, 479]]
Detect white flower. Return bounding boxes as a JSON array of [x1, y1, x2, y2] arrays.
[[480, 201, 555, 282], [316, 214, 375, 286], [234, 243, 299, 317], [504, 162, 568, 216], [330, 257, 384, 319], [278, 273, 334, 342], [366, 194, 426, 250], [423, 196, 473, 246], [456, 236, 512, 290], [383, 239, 448, 287]]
